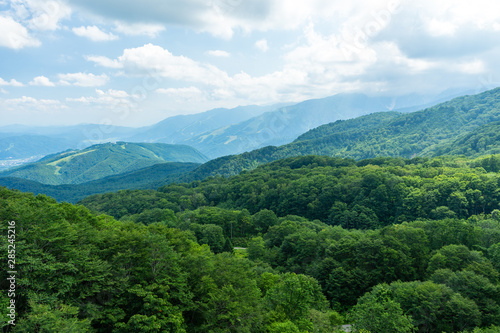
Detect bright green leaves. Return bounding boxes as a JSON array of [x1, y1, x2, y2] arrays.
[[351, 284, 414, 333]]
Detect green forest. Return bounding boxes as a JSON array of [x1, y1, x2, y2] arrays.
[[3, 154, 500, 332]]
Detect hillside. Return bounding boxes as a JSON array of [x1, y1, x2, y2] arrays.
[[428, 120, 500, 157], [183, 92, 448, 158], [4, 88, 500, 195], [179, 87, 500, 179], [0, 105, 276, 167], [74, 154, 500, 332], [290, 88, 500, 159], [0, 142, 208, 185], [4, 154, 500, 331], [0, 162, 200, 203], [0, 134, 73, 160], [127, 104, 284, 144]]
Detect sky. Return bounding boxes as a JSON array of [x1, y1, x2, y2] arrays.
[[1, 0, 500, 127]]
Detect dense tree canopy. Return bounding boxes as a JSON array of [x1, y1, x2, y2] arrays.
[[4, 153, 500, 331]]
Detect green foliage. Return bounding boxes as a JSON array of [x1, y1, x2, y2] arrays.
[[263, 273, 330, 331], [467, 326, 500, 333], [388, 280, 482, 332], [7, 126, 500, 333], [431, 269, 500, 326], [351, 284, 415, 333], [0, 188, 261, 332], [0, 162, 201, 203], [82, 154, 500, 230]]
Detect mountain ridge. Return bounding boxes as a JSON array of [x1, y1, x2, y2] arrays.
[[0, 142, 208, 185]]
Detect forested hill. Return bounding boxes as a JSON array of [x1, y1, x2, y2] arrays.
[[290, 87, 500, 158], [70, 154, 500, 332], [184, 87, 500, 179], [80, 154, 500, 229], [4, 154, 500, 331], [429, 120, 500, 157], [0, 142, 208, 185], [0, 162, 200, 203]]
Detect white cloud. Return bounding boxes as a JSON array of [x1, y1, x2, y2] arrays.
[[1, 95, 69, 125], [85, 55, 123, 68], [9, 0, 71, 31], [29, 75, 55, 86], [66, 0, 500, 112], [3, 96, 66, 110], [58, 72, 109, 87], [25, 0, 72, 31], [95, 44, 229, 85], [206, 50, 231, 57], [427, 19, 458, 37], [67, 88, 130, 103], [0, 77, 24, 87], [72, 25, 118, 41], [255, 39, 269, 52], [113, 22, 165, 37], [0, 15, 40, 49], [66, 89, 141, 115], [456, 59, 486, 74], [156, 86, 203, 97]]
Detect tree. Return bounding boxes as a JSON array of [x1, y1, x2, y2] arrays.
[[15, 301, 93, 332], [252, 209, 278, 233], [431, 269, 500, 326], [351, 284, 415, 333], [389, 280, 481, 333], [264, 273, 329, 331], [248, 236, 267, 261]]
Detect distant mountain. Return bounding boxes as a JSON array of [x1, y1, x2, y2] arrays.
[[0, 142, 208, 185], [0, 162, 200, 203], [0, 92, 455, 165], [0, 135, 75, 171], [0, 124, 135, 147], [0, 124, 137, 170], [0, 135, 70, 160], [177, 87, 500, 179], [6, 88, 500, 201], [287, 88, 500, 160], [0, 105, 282, 166], [182, 93, 457, 158], [127, 104, 285, 144]]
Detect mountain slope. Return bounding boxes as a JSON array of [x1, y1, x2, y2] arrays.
[[183, 93, 453, 158], [127, 104, 285, 144], [426, 120, 500, 157], [0, 142, 208, 185], [177, 87, 500, 179], [0, 135, 71, 160], [288, 87, 500, 160], [4, 88, 498, 196], [0, 162, 200, 203]]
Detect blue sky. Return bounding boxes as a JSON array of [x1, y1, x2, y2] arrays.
[[1, 0, 500, 127]]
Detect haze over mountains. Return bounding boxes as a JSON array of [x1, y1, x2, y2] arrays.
[[2, 87, 500, 203], [0, 90, 464, 170]]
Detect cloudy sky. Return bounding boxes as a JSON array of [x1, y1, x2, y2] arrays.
[[1, 0, 500, 127]]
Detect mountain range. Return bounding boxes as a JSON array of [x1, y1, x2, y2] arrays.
[[176, 87, 500, 179], [0, 90, 462, 170], [2, 87, 500, 202]]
